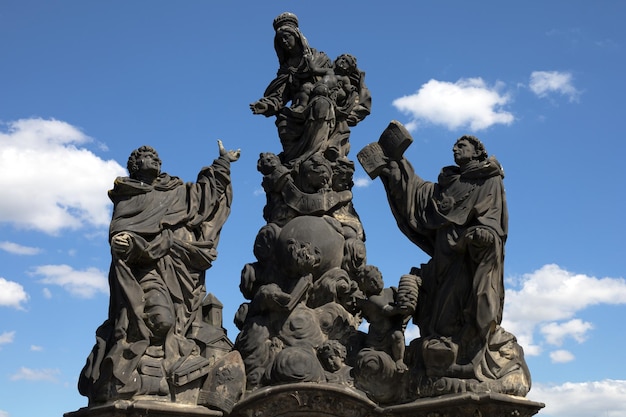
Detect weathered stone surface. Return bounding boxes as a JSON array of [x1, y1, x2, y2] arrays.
[[68, 11, 544, 417], [230, 384, 543, 417], [383, 392, 544, 417], [66, 390, 543, 417], [239, 11, 535, 407], [231, 383, 379, 417], [65, 400, 222, 417], [76, 142, 244, 408], [360, 131, 532, 400], [237, 12, 383, 396]]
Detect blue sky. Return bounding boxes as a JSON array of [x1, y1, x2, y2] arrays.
[[1, 2, 625, 416]]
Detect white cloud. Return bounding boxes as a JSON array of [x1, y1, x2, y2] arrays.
[[541, 319, 593, 346], [42, 288, 52, 299], [0, 331, 16, 346], [392, 78, 514, 132], [0, 241, 41, 255], [10, 367, 60, 383], [549, 349, 575, 363], [30, 345, 43, 352], [353, 176, 371, 188], [0, 278, 29, 310], [503, 264, 626, 356], [529, 71, 580, 102], [0, 410, 8, 417], [0, 118, 126, 235], [528, 380, 626, 417], [31, 264, 108, 298]]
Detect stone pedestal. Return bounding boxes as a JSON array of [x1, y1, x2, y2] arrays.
[[231, 383, 378, 417], [64, 400, 223, 417], [67, 384, 544, 417], [383, 392, 544, 417], [230, 383, 544, 417]]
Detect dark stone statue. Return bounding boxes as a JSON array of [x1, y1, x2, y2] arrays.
[[234, 13, 536, 414], [250, 12, 371, 165], [69, 12, 543, 417], [77, 141, 245, 412], [237, 12, 400, 398], [358, 121, 532, 399]]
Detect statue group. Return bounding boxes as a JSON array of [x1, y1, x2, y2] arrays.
[[72, 11, 540, 417]]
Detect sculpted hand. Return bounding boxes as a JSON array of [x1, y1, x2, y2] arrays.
[[111, 232, 133, 257], [382, 304, 398, 315], [380, 161, 401, 183], [468, 228, 495, 246], [303, 52, 314, 67], [250, 101, 269, 115], [218, 139, 241, 162]]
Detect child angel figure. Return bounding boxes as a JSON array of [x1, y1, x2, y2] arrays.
[[357, 265, 414, 372]]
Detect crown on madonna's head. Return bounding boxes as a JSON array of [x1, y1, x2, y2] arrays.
[[273, 12, 299, 31]]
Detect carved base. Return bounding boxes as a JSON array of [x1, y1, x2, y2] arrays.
[[230, 383, 544, 417], [231, 383, 379, 417], [384, 392, 544, 417], [66, 385, 544, 417], [64, 400, 223, 417]]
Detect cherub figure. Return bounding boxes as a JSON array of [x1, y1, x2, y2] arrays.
[[357, 265, 411, 372], [317, 340, 353, 385], [290, 53, 357, 116]]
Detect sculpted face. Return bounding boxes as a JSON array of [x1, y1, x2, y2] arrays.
[[258, 152, 280, 175], [278, 30, 297, 52], [137, 152, 161, 178], [254, 224, 280, 262], [323, 353, 343, 372], [334, 55, 355, 75], [301, 156, 331, 191], [452, 139, 478, 167], [363, 269, 383, 296]]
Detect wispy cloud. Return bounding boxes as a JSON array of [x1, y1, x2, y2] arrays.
[[503, 264, 626, 356], [0, 118, 126, 235], [546, 27, 619, 50], [549, 349, 575, 364], [392, 78, 514, 132], [30, 345, 44, 352], [541, 319, 593, 346], [0, 241, 41, 255], [0, 278, 29, 310], [0, 331, 16, 346], [31, 264, 108, 298], [529, 380, 626, 417], [10, 367, 61, 383], [529, 71, 580, 102]]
